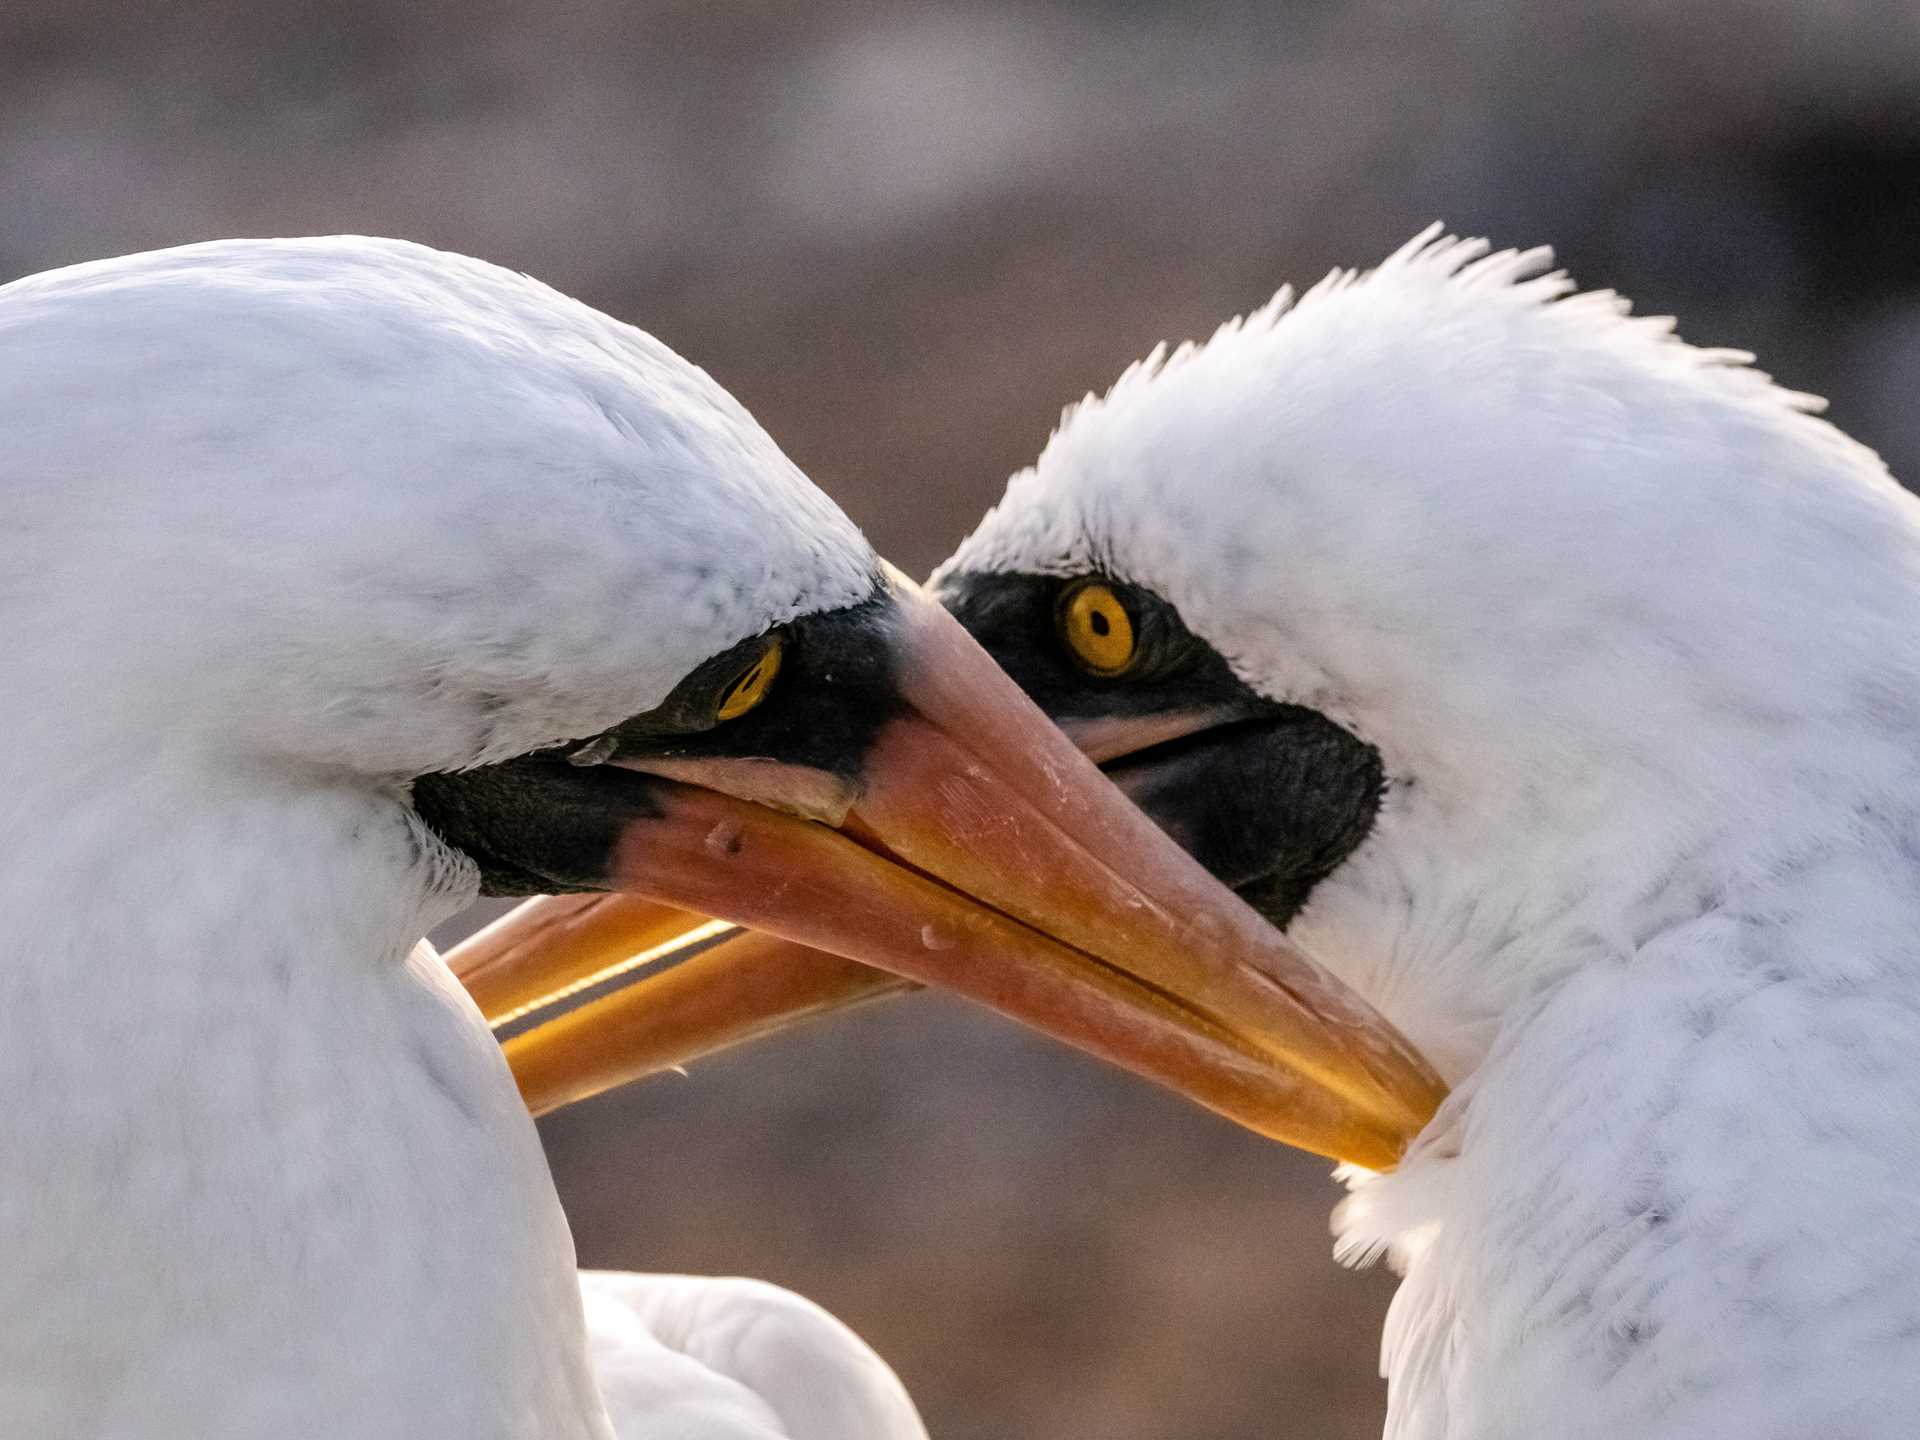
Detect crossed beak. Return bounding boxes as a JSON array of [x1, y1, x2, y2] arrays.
[[445, 581, 1444, 1170]]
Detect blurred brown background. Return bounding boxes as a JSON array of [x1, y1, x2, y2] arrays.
[[9, 3, 1920, 1435]]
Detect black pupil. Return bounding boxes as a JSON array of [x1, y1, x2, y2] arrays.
[[1089, 610, 1111, 637]]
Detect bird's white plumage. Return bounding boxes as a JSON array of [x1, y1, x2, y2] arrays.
[[0, 238, 918, 1438], [940, 227, 1920, 1436], [580, 1272, 925, 1439]]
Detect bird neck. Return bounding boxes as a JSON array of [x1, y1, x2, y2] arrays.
[[1301, 682, 1920, 1084], [1339, 822, 1920, 1436], [0, 758, 611, 1439]]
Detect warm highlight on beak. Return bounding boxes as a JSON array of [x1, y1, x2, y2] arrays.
[[445, 578, 1445, 1169], [461, 902, 915, 1116], [446, 892, 914, 1113]]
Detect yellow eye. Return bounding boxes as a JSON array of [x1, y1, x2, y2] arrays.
[[716, 638, 783, 721], [1059, 582, 1137, 676]]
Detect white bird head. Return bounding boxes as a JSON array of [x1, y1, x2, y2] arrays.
[[934, 227, 1920, 1077], [1, 236, 874, 784]]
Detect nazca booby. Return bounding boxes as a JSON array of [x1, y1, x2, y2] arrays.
[[510, 228, 1920, 1437], [0, 235, 1439, 1437]]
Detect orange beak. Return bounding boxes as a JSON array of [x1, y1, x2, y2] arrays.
[[444, 578, 1444, 1169]]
